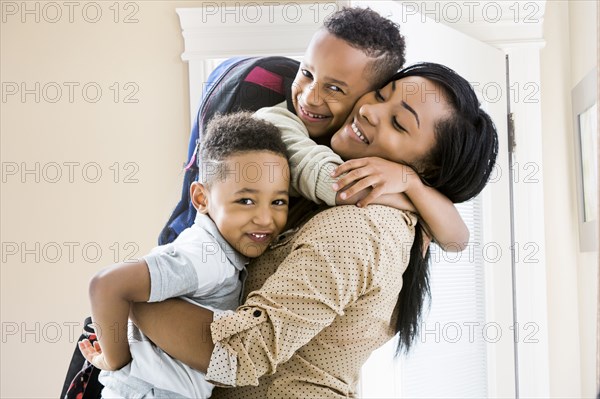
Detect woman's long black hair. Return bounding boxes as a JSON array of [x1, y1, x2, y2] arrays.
[[392, 63, 499, 354]]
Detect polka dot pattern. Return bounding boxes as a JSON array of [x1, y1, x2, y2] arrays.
[[208, 205, 416, 398]]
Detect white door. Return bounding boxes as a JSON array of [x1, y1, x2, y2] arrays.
[[354, 1, 514, 398]]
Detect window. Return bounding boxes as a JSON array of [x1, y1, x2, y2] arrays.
[[361, 199, 489, 398]]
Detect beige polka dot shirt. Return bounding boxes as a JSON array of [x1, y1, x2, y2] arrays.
[[207, 204, 417, 398]]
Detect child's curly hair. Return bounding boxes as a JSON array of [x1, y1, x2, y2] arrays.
[[198, 112, 289, 185], [324, 7, 406, 88]]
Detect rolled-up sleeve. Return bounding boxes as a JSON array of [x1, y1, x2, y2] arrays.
[[206, 206, 414, 387]]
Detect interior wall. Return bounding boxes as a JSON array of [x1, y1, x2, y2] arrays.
[[569, 1, 599, 397], [1, 2, 193, 397], [540, 1, 598, 398]]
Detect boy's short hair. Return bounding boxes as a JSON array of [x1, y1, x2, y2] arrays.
[[324, 7, 405, 88], [198, 112, 288, 185]]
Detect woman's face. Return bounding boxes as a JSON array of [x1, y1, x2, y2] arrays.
[[330, 76, 451, 168]]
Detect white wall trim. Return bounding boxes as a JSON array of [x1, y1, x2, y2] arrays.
[[401, 0, 546, 48]]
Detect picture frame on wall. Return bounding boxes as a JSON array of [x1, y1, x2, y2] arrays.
[[571, 67, 598, 252]]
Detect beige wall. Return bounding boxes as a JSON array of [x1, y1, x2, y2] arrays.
[[1, 2, 194, 397], [541, 0, 598, 398], [570, 1, 599, 397]]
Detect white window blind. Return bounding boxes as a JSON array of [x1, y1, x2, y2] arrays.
[[361, 197, 488, 398]]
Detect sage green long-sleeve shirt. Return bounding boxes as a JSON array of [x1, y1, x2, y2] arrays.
[[253, 104, 342, 206]]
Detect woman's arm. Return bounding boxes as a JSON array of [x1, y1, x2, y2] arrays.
[[130, 299, 214, 373], [84, 260, 151, 370]]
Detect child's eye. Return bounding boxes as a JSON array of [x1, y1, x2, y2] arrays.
[[272, 199, 288, 206], [237, 198, 254, 205], [301, 69, 313, 79], [374, 89, 385, 101], [327, 84, 344, 94]]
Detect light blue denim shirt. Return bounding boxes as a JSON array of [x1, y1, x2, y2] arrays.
[[99, 212, 249, 399]]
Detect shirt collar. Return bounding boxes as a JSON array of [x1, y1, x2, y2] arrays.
[[193, 212, 249, 270]]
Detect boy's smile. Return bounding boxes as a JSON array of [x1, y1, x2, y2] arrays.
[[191, 151, 290, 258], [292, 29, 374, 139]]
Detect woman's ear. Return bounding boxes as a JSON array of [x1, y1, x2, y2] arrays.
[[190, 181, 209, 214]]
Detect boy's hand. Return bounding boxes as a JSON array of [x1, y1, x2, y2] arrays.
[[79, 338, 114, 371], [332, 157, 418, 207]]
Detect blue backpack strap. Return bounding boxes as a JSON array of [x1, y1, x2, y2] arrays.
[[186, 56, 250, 166]]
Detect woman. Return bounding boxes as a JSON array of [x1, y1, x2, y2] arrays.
[[130, 62, 499, 398]]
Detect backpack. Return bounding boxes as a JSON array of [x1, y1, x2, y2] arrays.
[[60, 317, 103, 399], [158, 56, 300, 245]]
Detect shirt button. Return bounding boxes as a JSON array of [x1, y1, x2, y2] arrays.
[[253, 310, 262, 317]]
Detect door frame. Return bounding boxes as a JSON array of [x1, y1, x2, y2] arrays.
[[175, 1, 550, 397]]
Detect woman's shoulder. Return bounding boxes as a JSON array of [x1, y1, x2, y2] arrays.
[[298, 205, 418, 241], [312, 204, 417, 225]]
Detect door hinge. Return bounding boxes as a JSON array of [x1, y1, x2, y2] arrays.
[[507, 112, 516, 153]]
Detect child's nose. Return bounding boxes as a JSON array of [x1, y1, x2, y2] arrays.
[[252, 206, 273, 226], [303, 83, 323, 107]]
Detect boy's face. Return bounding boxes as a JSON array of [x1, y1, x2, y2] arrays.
[[292, 29, 374, 139], [192, 151, 289, 258]]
